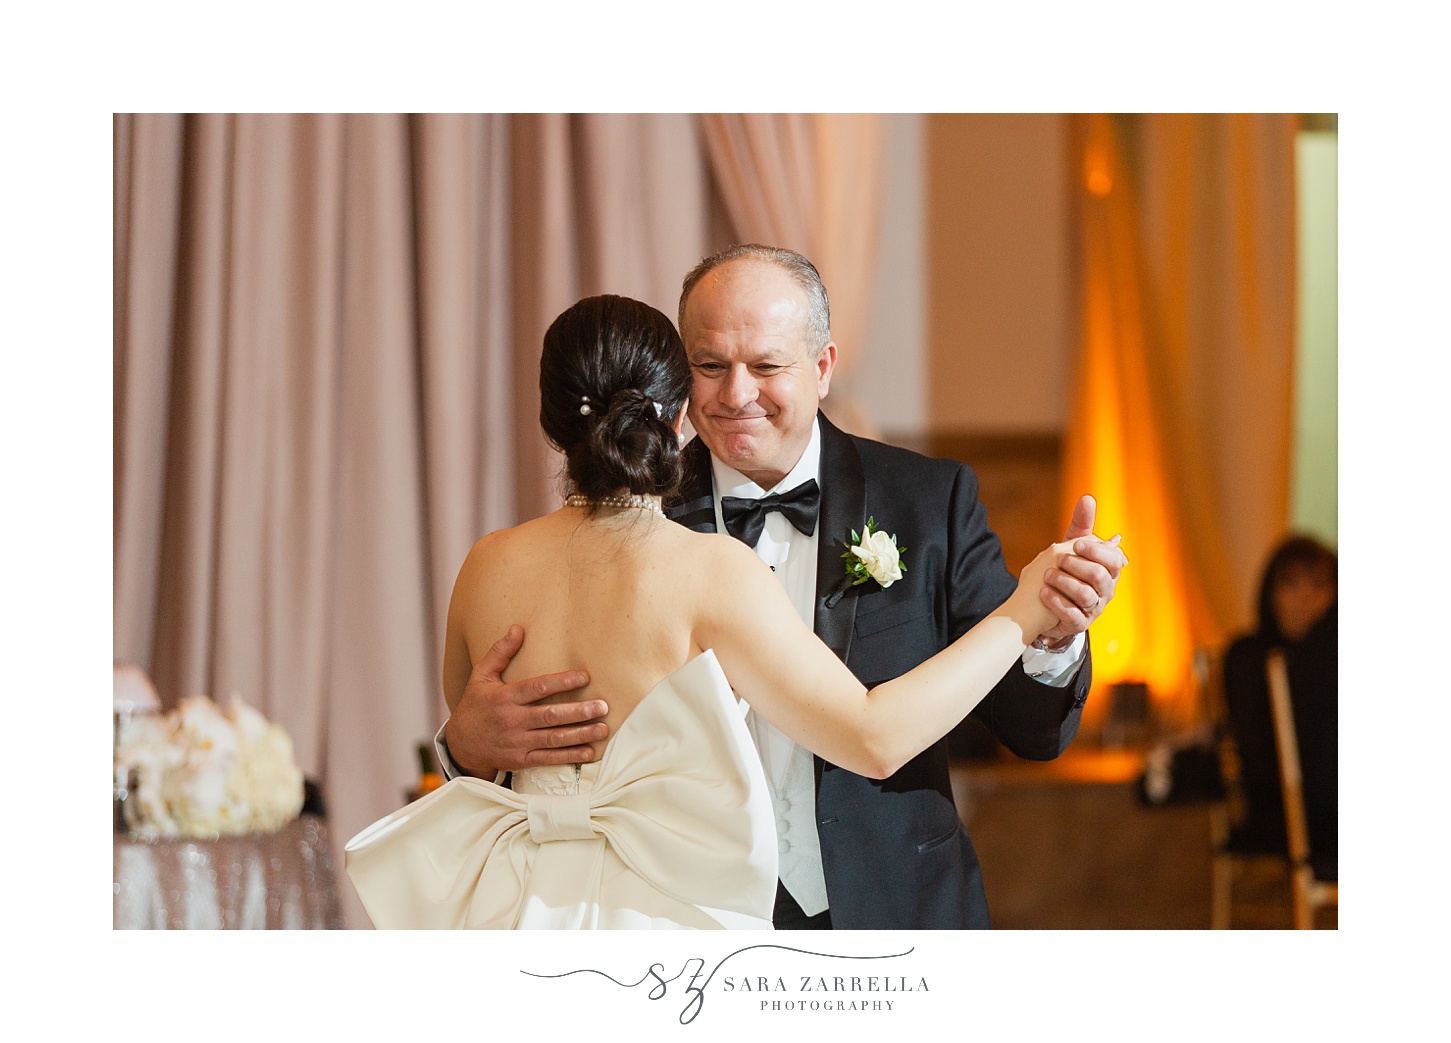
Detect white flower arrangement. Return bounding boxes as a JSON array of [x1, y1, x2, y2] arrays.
[[116, 694, 305, 839], [841, 517, 906, 590]]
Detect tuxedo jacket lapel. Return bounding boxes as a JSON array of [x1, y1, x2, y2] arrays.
[[666, 437, 718, 533], [812, 413, 865, 665]]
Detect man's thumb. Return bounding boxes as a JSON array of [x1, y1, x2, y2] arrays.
[[476, 624, 525, 680], [1063, 494, 1097, 541]]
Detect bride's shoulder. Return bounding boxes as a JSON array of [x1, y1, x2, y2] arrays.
[[461, 522, 522, 559], [676, 527, 758, 563], [672, 529, 777, 596], [455, 516, 552, 576]]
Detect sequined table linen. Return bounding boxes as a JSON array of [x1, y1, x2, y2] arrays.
[[114, 814, 346, 929]]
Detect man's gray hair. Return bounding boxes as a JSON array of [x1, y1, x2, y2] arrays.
[[678, 244, 832, 357]]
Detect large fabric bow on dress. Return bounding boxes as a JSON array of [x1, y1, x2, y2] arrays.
[[345, 652, 777, 930]]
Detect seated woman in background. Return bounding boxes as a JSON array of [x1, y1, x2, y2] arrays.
[[1222, 536, 1337, 874]]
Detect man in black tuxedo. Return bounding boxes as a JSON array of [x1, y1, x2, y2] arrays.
[[440, 244, 1125, 928]]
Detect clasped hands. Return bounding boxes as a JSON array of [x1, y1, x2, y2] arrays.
[[1034, 493, 1127, 650], [444, 493, 1126, 777]]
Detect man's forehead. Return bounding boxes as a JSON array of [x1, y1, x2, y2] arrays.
[[689, 258, 803, 308], [684, 263, 808, 340]]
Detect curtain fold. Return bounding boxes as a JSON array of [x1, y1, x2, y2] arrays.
[[114, 113, 184, 672], [1063, 113, 1298, 720], [1134, 114, 1299, 637], [412, 113, 517, 696], [324, 113, 436, 888], [572, 113, 711, 315], [699, 114, 884, 436], [508, 113, 580, 521]]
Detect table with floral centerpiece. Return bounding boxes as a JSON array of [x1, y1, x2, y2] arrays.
[[112, 682, 346, 929]]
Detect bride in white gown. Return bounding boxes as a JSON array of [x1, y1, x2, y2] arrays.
[[346, 294, 1069, 930]]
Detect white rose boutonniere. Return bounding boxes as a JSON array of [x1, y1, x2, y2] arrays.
[[852, 529, 904, 587], [841, 517, 907, 589]]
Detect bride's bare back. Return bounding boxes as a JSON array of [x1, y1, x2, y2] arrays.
[[445, 501, 1065, 779], [444, 506, 730, 760]]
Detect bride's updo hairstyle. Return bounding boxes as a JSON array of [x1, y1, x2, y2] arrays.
[[539, 294, 691, 502]]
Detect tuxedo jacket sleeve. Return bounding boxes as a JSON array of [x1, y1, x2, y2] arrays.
[[669, 413, 1091, 928]]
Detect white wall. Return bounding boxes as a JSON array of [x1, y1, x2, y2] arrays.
[[1290, 131, 1338, 545], [925, 114, 1072, 435]]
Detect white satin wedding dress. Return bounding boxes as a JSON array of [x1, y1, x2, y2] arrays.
[[345, 651, 778, 929]]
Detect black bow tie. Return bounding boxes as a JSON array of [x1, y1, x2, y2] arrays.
[[720, 479, 820, 548]]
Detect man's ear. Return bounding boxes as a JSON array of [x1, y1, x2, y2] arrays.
[[816, 340, 839, 399]]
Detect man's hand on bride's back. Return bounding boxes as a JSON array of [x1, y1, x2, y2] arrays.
[[444, 624, 609, 775]]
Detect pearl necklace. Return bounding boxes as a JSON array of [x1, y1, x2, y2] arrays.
[[564, 493, 664, 517]]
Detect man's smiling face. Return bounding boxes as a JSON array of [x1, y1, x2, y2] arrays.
[[680, 258, 837, 490]]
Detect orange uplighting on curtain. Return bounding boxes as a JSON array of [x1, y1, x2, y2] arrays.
[[1064, 115, 1207, 720]]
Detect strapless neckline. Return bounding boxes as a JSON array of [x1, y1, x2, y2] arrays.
[[513, 650, 726, 797]]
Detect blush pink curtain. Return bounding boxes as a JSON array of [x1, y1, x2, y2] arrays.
[[699, 114, 885, 435], [113, 113, 724, 927]]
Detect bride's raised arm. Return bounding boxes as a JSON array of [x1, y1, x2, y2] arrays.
[[692, 534, 1065, 779]]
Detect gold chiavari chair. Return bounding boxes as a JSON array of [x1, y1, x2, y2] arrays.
[[1265, 649, 1338, 929]]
